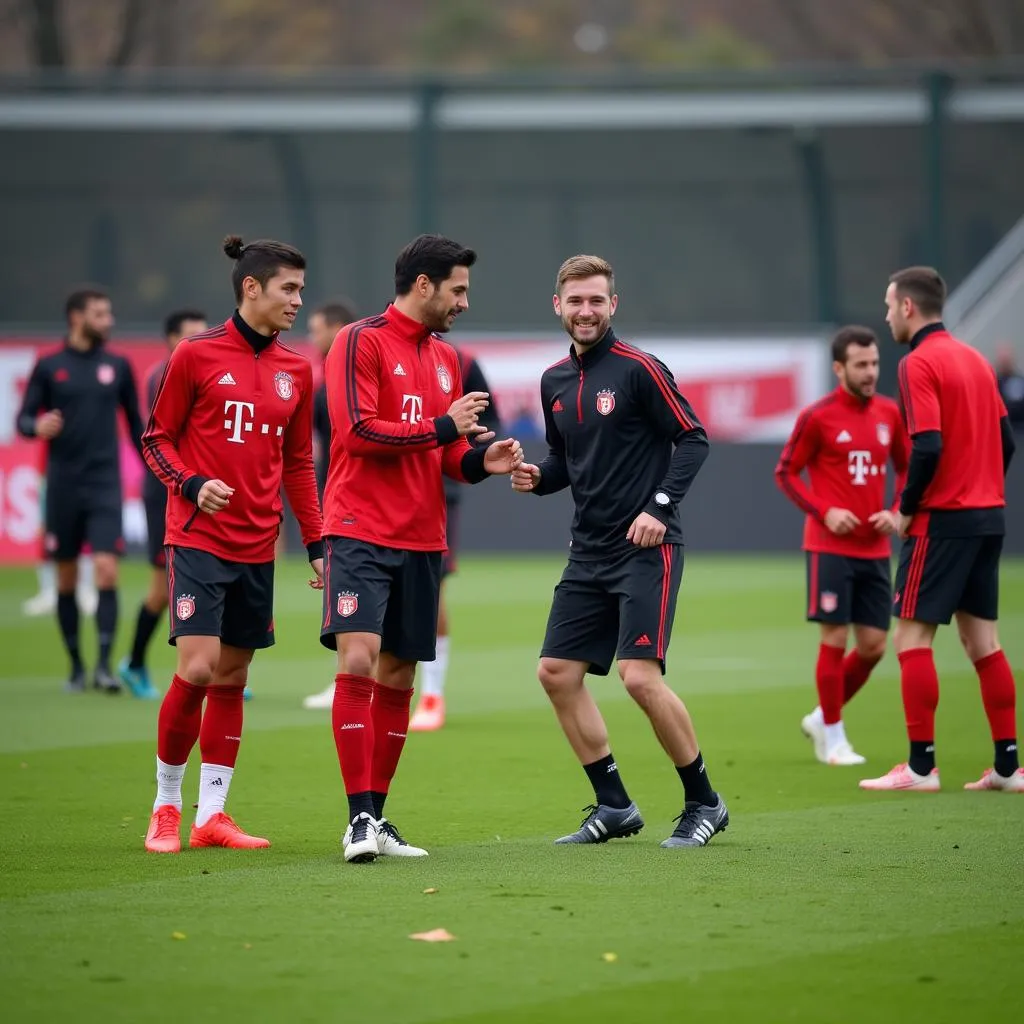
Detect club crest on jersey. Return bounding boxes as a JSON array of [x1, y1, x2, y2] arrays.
[[820, 591, 838, 614], [436, 364, 452, 394], [176, 594, 196, 621], [274, 371, 294, 401], [97, 364, 115, 385], [337, 591, 359, 618], [596, 389, 616, 416], [876, 422, 891, 446]]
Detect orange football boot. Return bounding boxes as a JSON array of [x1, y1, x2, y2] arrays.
[[189, 812, 270, 849], [145, 805, 182, 853]]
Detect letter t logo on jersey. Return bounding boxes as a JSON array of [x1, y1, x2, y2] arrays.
[[848, 450, 872, 485], [401, 394, 424, 424], [224, 400, 255, 444]]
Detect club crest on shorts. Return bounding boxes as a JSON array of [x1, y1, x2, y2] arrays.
[[820, 591, 838, 614], [596, 389, 615, 416], [876, 422, 891, 446], [337, 591, 358, 618], [97, 364, 115, 385], [436, 364, 452, 394], [274, 371, 294, 400], [176, 594, 196, 621]]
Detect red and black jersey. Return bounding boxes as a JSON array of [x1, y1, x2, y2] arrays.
[[897, 324, 1008, 537], [142, 313, 323, 564], [321, 303, 489, 552], [775, 386, 909, 558]]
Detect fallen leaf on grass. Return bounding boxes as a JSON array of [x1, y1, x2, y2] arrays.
[[423, 888, 439, 895], [409, 929, 456, 942], [243, 944, 253, 950], [171, 932, 187, 941], [601, 952, 618, 963]]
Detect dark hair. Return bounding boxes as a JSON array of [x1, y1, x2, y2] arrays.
[[889, 266, 946, 317], [394, 234, 476, 295], [164, 308, 207, 339], [65, 287, 109, 322], [831, 325, 878, 364], [313, 299, 358, 326], [223, 235, 306, 303]]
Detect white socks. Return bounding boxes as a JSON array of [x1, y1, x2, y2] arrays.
[[196, 763, 234, 827], [420, 636, 450, 698], [37, 561, 55, 594], [824, 721, 848, 750], [808, 706, 825, 728], [154, 757, 186, 811], [77, 555, 94, 590]]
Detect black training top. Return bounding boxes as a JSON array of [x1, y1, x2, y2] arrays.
[[535, 328, 709, 560]]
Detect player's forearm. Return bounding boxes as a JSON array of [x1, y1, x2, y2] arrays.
[[16, 409, 38, 438], [899, 430, 942, 515], [345, 414, 459, 456], [774, 467, 828, 521], [533, 455, 570, 495], [282, 462, 324, 559], [142, 431, 203, 500], [1001, 415, 1016, 475], [648, 430, 709, 515]]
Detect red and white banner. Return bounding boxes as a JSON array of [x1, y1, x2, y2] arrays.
[[0, 333, 827, 564]]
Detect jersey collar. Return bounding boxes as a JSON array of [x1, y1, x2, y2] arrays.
[[570, 327, 617, 369], [229, 311, 277, 354], [835, 384, 872, 409], [909, 321, 945, 350], [384, 303, 435, 345]]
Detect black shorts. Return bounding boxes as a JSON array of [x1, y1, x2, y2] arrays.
[[166, 545, 275, 650], [44, 482, 123, 561], [894, 534, 1002, 625], [319, 536, 442, 662], [145, 492, 168, 569], [541, 545, 684, 676], [442, 501, 461, 579], [805, 552, 892, 630]]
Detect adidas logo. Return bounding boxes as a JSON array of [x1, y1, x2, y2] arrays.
[[691, 819, 714, 844], [836, 429, 852, 443], [209, 777, 224, 787], [218, 372, 237, 386], [340, 722, 364, 730], [634, 633, 652, 646], [393, 363, 406, 376], [552, 398, 564, 412]]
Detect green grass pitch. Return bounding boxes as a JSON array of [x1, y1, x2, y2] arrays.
[[1, 554, 1021, 1023]]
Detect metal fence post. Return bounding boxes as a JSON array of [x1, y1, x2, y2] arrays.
[[795, 127, 838, 325], [415, 80, 442, 235], [925, 71, 952, 274]]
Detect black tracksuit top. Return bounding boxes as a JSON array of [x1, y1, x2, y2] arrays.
[[535, 329, 709, 560]]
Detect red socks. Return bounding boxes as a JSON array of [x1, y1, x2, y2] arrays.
[[898, 648, 939, 742], [975, 650, 1017, 742], [815, 644, 845, 725], [332, 673, 376, 794], [842, 650, 880, 704], [370, 683, 413, 795], [157, 674, 205, 765], [199, 684, 245, 768]]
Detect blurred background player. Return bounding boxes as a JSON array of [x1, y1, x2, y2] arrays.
[[861, 267, 1020, 793], [302, 299, 359, 711], [775, 326, 909, 766], [994, 343, 1024, 433], [118, 309, 207, 700], [16, 288, 144, 693], [511, 255, 725, 849], [141, 236, 323, 853], [408, 345, 502, 732]]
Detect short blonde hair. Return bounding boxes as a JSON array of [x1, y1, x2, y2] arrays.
[[556, 254, 615, 295]]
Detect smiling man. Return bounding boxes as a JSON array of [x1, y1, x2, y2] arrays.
[[140, 235, 324, 853]]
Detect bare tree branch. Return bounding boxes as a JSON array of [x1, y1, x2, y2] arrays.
[[108, 0, 143, 68], [24, 0, 64, 66]]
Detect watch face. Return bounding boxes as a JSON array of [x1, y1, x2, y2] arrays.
[[655, 492, 670, 506]]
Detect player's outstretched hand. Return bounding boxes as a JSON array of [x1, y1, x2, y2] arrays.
[[868, 510, 898, 535], [511, 463, 540, 492], [824, 507, 860, 535], [447, 391, 490, 436], [309, 557, 325, 590], [483, 438, 524, 475], [197, 479, 234, 514], [627, 511, 667, 548], [35, 410, 63, 439]]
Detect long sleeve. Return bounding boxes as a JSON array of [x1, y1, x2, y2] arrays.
[[899, 430, 942, 515], [634, 356, 710, 519], [775, 408, 829, 521], [1001, 414, 1016, 474], [533, 381, 570, 496], [16, 359, 49, 438], [118, 359, 146, 461], [142, 344, 208, 504], [888, 413, 910, 513], [331, 326, 459, 456], [281, 365, 324, 560]]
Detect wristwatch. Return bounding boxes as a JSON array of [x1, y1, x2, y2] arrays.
[[654, 492, 671, 508]]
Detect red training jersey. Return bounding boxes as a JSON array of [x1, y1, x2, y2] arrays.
[[775, 386, 909, 558], [897, 325, 1007, 536], [143, 315, 323, 564], [322, 304, 477, 551]]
